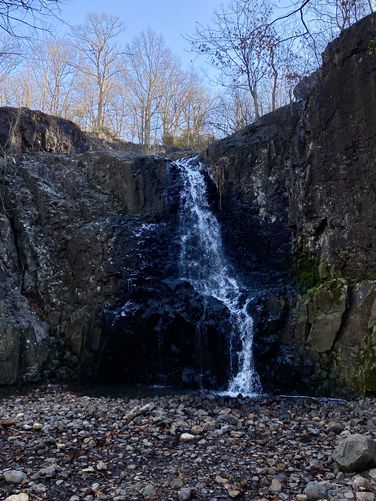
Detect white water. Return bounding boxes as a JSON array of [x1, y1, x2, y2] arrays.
[[177, 156, 262, 396]]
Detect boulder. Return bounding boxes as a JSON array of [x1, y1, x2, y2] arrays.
[[333, 434, 376, 472]]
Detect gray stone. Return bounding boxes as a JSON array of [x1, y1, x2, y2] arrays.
[[356, 494, 375, 501], [333, 434, 376, 472], [305, 480, 330, 500], [179, 487, 193, 501], [3, 469, 27, 483], [142, 484, 157, 499], [352, 476, 369, 490], [269, 478, 282, 493]]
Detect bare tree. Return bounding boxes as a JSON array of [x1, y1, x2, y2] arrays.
[[0, 0, 62, 36], [124, 29, 179, 150], [189, 0, 278, 119], [71, 12, 125, 132], [190, 0, 375, 125], [0, 32, 21, 80], [30, 36, 77, 116], [209, 88, 254, 136]]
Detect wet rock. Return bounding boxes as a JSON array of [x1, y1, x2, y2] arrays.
[[333, 434, 376, 472]]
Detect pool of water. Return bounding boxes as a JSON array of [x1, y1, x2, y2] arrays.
[[67, 382, 195, 399]]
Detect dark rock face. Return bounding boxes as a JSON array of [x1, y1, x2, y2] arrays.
[[205, 102, 303, 279], [0, 107, 92, 154], [292, 14, 376, 281], [0, 148, 183, 384], [0, 144, 233, 387], [205, 13, 376, 395]]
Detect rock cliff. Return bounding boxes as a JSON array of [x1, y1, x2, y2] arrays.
[[206, 13, 376, 395]]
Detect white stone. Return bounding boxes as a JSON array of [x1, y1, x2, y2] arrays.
[[4, 494, 29, 501], [180, 433, 196, 443]]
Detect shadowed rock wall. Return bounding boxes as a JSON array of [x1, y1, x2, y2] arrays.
[[206, 13, 376, 395]]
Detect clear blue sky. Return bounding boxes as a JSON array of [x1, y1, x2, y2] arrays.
[[55, 0, 220, 69]]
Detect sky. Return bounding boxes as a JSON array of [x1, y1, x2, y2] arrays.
[[54, 0, 220, 71]]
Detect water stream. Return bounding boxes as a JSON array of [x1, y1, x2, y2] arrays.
[[177, 156, 262, 396]]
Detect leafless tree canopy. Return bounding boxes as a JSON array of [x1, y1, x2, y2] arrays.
[[0, 0, 61, 35], [0, 1, 375, 146]]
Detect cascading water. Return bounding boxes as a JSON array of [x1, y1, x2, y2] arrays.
[[177, 156, 262, 396]]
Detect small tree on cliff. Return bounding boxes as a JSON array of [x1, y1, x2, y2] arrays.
[[189, 0, 278, 120], [189, 0, 374, 122]]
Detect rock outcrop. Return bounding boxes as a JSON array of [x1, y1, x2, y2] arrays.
[[0, 146, 182, 384], [206, 13, 376, 395], [0, 138, 231, 386], [0, 107, 92, 154]]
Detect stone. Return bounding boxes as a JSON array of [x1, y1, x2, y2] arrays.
[[368, 468, 376, 479], [178, 487, 193, 501], [333, 435, 376, 472], [4, 495, 29, 501], [352, 476, 369, 490], [269, 478, 282, 493], [3, 470, 27, 483], [142, 484, 157, 499], [190, 425, 203, 435], [356, 494, 375, 501], [305, 481, 330, 500], [180, 433, 196, 443]]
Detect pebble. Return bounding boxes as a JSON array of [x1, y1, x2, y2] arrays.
[[356, 494, 375, 501], [179, 433, 196, 442], [4, 495, 29, 501], [269, 478, 282, 493], [179, 487, 193, 500], [3, 470, 27, 484], [142, 484, 157, 498], [305, 480, 329, 500], [352, 476, 369, 490]]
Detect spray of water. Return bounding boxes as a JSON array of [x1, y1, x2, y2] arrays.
[[177, 156, 261, 396]]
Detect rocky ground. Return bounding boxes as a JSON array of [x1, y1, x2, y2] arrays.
[[1, 386, 376, 500]]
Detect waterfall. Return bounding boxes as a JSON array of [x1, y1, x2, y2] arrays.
[[177, 156, 262, 396]]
